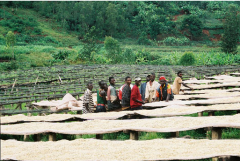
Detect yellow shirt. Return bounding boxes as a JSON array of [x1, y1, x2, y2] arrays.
[[172, 77, 182, 95]]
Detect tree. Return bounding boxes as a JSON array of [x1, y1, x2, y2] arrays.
[[105, 3, 118, 36], [181, 15, 203, 40], [80, 26, 98, 61], [221, 4, 240, 54], [6, 31, 16, 59], [104, 36, 121, 63]]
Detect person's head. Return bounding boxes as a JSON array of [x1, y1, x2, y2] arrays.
[[102, 82, 108, 91], [125, 76, 132, 85], [109, 77, 115, 85], [146, 75, 150, 82], [177, 71, 183, 78], [98, 81, 104, 88], [135, 77, 142, 86], [159, 76, 167, 86], [87, 82, 93, 91], [150, 73, 155, 82]]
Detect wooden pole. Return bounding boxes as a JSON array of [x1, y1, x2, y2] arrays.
[[208, 112, 214, 116], [23, 135, 29, 141], [11, 79, 17, 93], [33, 134, 41, 141], [212, 127, 222, 140], [96, 134, 103, 140], [171, 132, 179, 138], [198, 112, 203, 117], [129, 130, 138, 140], [49, 133, 56, 141]]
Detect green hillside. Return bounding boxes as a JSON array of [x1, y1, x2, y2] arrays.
[[0, 1, 240, 71]]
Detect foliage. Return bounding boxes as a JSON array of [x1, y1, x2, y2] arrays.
[[79, 26, 99, 61], [104, 36, 121, 63], [52, 50, 71, 60], [221, 4, 240, 54], [163, 37, 190, 46], [0, 34, 6, 45], [180, 52, 196, 66], [6, 31, 16, 47], [181, 15, 203, 40], [137, 32, 152, 45]]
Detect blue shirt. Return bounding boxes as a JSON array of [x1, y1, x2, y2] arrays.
[[140, 82, 147, 101]]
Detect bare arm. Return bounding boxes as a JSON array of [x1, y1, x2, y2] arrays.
[[182, 82, 193, 90]]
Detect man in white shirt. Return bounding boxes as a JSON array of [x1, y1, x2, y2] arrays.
[[145, 73, 160, 103]]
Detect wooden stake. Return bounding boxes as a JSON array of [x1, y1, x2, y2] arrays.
[[96, 134, 103, 140], [212, 127, 222, 140], [198, 112, 203, 117], [11, 79, 17, 93], [33, 134, 41, 141], [129, 130, 138, 140], [171, 132, 179, 138], [49, 133, 56, 141], [208, 112, 214, 116], [23, 135, 29, 141]]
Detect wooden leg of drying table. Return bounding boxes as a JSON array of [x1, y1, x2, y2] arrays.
[[24, 135, 29, 141], [96, 134, 103, 140], [198, 112, 203, 117], [33, 134, 41, 141], [170, 132, 179, 138], [49, 133, 56, 141], [208, 112, 214, 116], [212, 127, 222, 140], [130, 131, 139, 140]]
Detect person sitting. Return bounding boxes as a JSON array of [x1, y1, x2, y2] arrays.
[[130, 77, 145, 110], [155, 76, 174, 102], [107, 77, 121, 111], [172, 71, 193, 95], [82, 82, 94, 114]]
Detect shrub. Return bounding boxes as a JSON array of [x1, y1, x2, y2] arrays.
[[163, 37, 190, 46], [122, 48, 136, 63], [0, 34, 5, 45], [0, 61, 18, 71], [163, 37, 178, 46], [52, 50, 70, 60], [180, 52, 196, 65], [42, 36, 58, 44], [104, 36, 121, 63], [137, 32, 151, 45]]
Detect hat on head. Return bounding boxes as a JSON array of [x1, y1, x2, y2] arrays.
[[159, 76, 167, 81], [135, 77, 141, 81]]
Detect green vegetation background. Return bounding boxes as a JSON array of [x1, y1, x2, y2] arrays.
[[0, 2, 240, 71]]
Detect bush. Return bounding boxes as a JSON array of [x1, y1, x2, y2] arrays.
[[122, 48, 136, 63], [137, 32, 152, 45], [52, 50, 70, 60], [163, 37, 190, 46], [180, 52, 196, 65], [42, 36, 59, 44], [104, 36, 121, 63], [0, 61, 18, 71], [0, 34, 5, 45], [163, 37, 178, 46]]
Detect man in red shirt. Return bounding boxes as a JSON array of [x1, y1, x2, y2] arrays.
[[130, 77, 145, 110]]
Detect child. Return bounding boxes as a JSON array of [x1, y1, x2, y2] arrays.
[[82, 82, 94, 114]]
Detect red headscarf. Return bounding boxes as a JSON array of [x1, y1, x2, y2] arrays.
[[159, 76, 167, 81]]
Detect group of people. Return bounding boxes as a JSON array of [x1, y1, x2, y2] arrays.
[[82, 71, 193, 114]]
